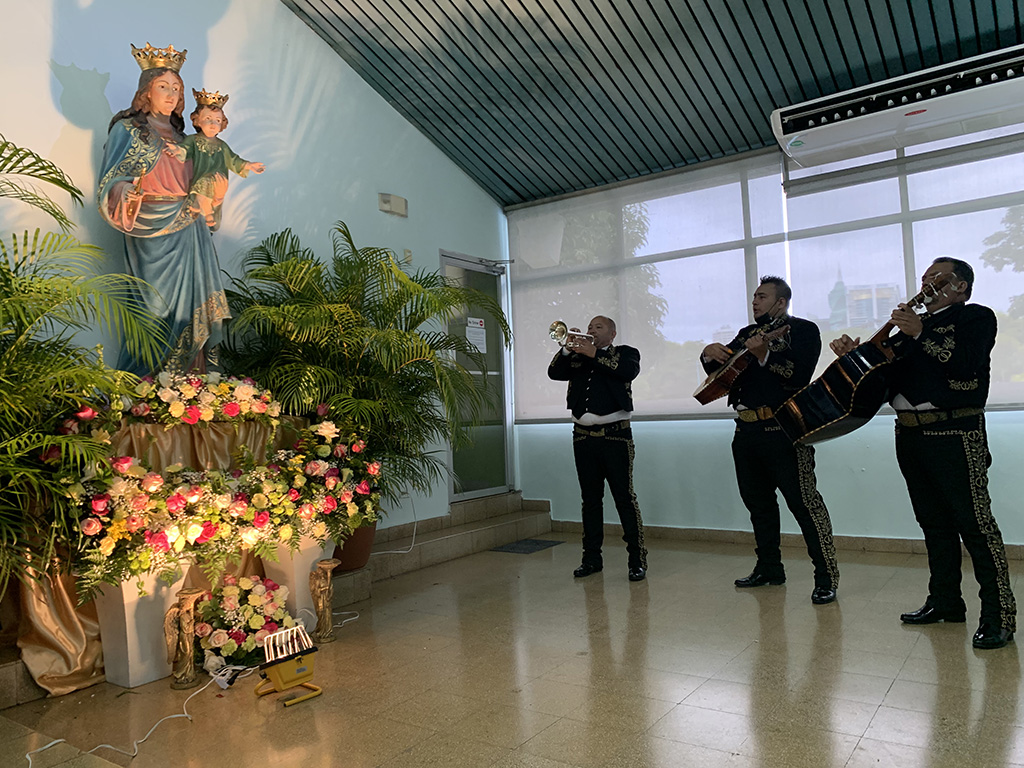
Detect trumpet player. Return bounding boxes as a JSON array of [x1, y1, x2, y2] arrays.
[[548, 316, 647, 581]]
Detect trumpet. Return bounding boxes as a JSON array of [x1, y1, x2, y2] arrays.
[[548, 320, 594, 349]]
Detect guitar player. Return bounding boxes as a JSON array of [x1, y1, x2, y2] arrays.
[[831, 258, 1016, 649], [701, 276, 839, 605]]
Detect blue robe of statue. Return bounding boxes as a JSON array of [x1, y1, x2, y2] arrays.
[[98, 117, 230, 375]]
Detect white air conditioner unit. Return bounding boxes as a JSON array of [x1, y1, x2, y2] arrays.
[[771, 43, 1024, 167]]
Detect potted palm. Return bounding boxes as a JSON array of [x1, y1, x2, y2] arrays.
[[221, 222, 511, 563], [0, 134, 166, 595]]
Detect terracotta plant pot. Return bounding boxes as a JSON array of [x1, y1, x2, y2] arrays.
[[333, 521, 377, 572]]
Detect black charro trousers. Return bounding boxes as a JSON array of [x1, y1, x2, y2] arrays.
[[731, 421, 839, 590], [895, 413, 1016, 631], [573, 427, 647, 569]]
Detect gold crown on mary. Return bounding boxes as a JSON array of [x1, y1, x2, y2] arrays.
[[131, 43, 187, 72], [193, 89, 229, 109]]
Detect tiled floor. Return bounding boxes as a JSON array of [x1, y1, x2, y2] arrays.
[[3, 534, 1024, 767]]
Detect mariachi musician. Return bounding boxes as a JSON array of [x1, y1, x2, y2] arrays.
[[831, 258, 1016, 649], [701, 276, 839, 604], [548, 315, 648, 582]]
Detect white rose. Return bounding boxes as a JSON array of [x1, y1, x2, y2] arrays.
[[157, 388, 178, 403], [157, 371, 174, 388]]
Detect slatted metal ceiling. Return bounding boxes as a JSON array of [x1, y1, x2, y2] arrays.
[[281, 1, 1024, 208]]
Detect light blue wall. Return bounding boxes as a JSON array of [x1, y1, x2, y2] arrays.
[[518, 409, 1024, 545], [2, 0, 506, 528]]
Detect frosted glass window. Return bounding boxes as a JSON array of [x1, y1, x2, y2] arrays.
[[907, 154, 1024, 210], [786, 178, 900, 230]]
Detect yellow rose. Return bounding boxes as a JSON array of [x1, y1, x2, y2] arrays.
[[249, 614, 265, 630], [240, 529, 260, 549], [168, 401, 185, 418], [185, 522, 204, 544], [99, 537, 116, 556], [238, 577, 254, 591], [173, 536, 186, 552], [347, 502, 359, 517], [180, 384, 197, 398], [278, 524, 293, 543], [199, 406, 215, 422], [311, 521, 327, 540], [222, 585, 240, 597]]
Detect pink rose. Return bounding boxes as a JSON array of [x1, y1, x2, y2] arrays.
[[141, 473, 164, 492], [131, 494, 150, 511], [287, 488, 300, 502], [304, 460, 328, 477], [185, 485, 203, 503], [254, 629, 270, 647], [75, 406, 98, 421], [111, 456, 134, 474], [263, 578, 279, 591], [125, 514, 146, 533], [263, 621, 279, 634], [81, 518, 102, 536], [221, 595, 240, 611], [90, 493, 111, 514], [351, 439, 366, 453], [243, 377, 256, 385], [209, 629, 230, 648], [251, 400, 267, 414], [187, 377, 202, 389], [253, 511, 270, 529], [297, 503, 315, 521], [325, 467, 340, 478], [316, 403, 330, 417], [228, 630, 247, 645], [196, 521, 219, 543], [222, 575, 237, 586], [58, 419, 79, 435], [222, 402, 241, 417], [194, 622, 213, 638], [325, 476, 338, 490], [367, 461, 381, 476], [332, 443, 347, 458], [130, 402, 151, 417], [228, 500, 248, 517], [263, 601, 279, 616], [355, 480, 371, 495], [182, 406, 201, 425], [145, 530, 170, 553], [338, 488, 354, 504], [165, 493, 187, 514], [322, 495, 337, 513], [266, 463, 280, 473]]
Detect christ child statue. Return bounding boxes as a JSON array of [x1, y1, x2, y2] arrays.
[[170, 89, 264, 230]]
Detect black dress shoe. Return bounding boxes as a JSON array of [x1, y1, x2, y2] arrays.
[[811, 587, 836, 604], [628, 566, 646, 582], [734, 571, 785, 588], [573, 563, 603, 578], [900, 604, 967, 625], [973, 624, 1014, 649]]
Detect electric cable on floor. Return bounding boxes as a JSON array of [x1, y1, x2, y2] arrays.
[[24, 664, 259, 766], [370, 492, 418, 555]]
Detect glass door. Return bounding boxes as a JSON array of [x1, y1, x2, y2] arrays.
[[441, 252, 511, 500]]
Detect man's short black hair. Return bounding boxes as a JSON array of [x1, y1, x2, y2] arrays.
[[932, 257, 974, 300], [759, 275, 792, 302]]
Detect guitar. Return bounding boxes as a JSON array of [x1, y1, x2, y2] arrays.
[[693, 317, 791, 405], [773, 275, 954, 445]]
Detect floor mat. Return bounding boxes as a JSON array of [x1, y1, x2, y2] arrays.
[[491, 538, 564, 554]]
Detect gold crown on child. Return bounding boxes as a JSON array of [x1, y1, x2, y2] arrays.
[[131, 43, 187, 72], [193, 89, 230, 109]]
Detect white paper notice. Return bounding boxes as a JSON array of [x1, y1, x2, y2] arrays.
[[466, 317, 487, 353]]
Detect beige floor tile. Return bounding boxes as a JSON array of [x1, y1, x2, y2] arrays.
[[379, 689, 489, 730], [489, 749, 581, 768], [646, 703, 754, 752], [376, 731, 507, 767], [444, 704, 560, 749], [518, 717, 638, 766], [2, 732, 83, 768], [596, 733, 740, 768], [562, 689, 677, 732], [734, 723, 860, 768]]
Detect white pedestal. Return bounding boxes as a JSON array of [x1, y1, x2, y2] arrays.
[[262, 538, 332, 628], [93, 571, 186, 688]]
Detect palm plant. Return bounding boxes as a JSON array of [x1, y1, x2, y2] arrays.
[[222, 221, 511, 501], [0, 134, 166, 593]]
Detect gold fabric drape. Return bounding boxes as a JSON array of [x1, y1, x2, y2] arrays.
[[17, 418, 300, 695]]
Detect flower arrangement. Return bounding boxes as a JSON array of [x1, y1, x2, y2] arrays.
[[195, 574, 296, 672], [67, 422, 383, 597], [267, 419, 383, 546], [126, 371, 282, 428]]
